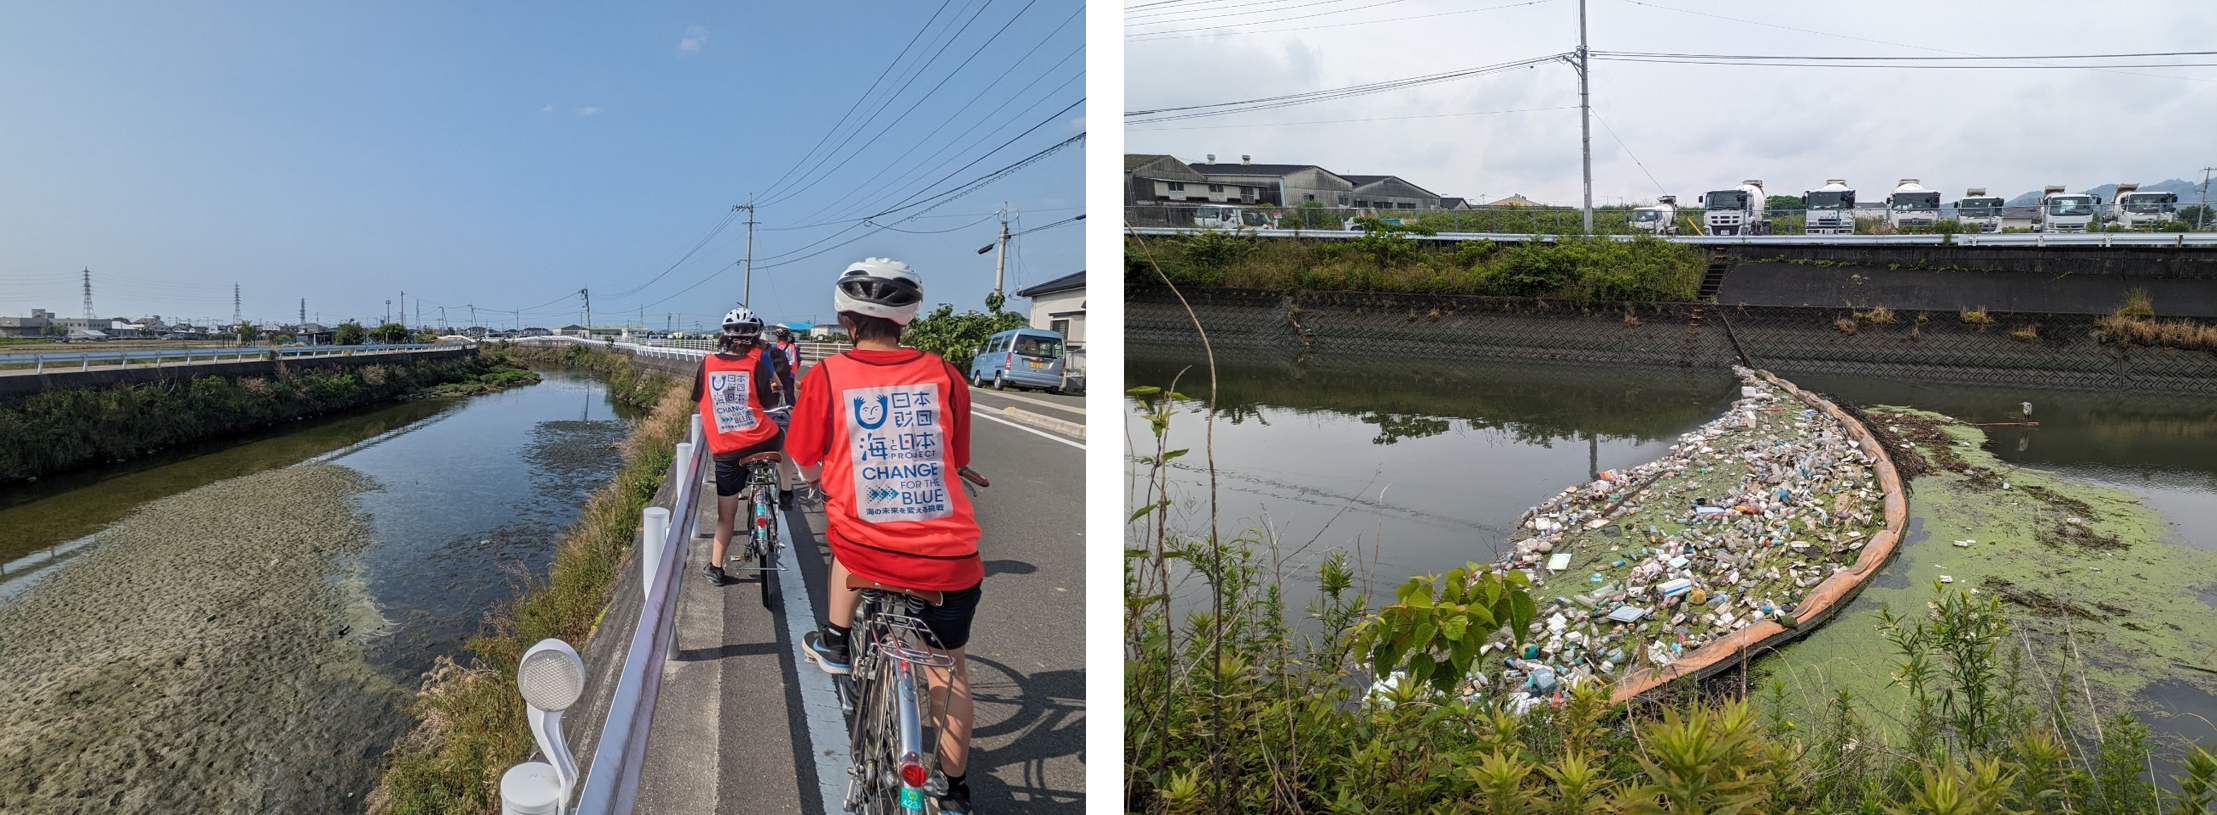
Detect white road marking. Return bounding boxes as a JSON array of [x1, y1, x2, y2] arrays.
[[775, 509, 852, 815], [969, 389, 1085, 416], [970, 408, 1085, 450]]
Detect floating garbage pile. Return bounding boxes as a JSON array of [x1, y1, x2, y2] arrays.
[[1472, 367, 1888, 709]]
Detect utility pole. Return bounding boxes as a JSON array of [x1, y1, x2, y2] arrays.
[[2200, 166, 2215, 230], [1576, 0, 1593, 235], [399, 291, 406, 327], [82, 268, 95, 321], [978, 204, 1014, 295], [385, 299, 392, 324], [736, 199, 757, 306], [468, 304, 476, 331], [300, 299, 306, 325], [234, 284, 242, 326], [580, 288, 591, 334], [440, 306, 447, 330]]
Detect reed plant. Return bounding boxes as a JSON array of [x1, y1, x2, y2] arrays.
[[1127, 233, 1706, 302]]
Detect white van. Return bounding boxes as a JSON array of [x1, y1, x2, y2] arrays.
[[1193, 205, 1270, 231]]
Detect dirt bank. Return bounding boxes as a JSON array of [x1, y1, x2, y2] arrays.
[[0, 464, 407, 814]]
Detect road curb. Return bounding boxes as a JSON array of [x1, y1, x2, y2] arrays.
[[1001, 406, 1085, 439]]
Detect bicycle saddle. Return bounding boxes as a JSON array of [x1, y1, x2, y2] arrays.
[[844, 575, 944, 607], [736, 452, 784, 465]]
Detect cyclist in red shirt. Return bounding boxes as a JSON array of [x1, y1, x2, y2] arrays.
[[789, 257, 981, 815], [695, 306, 795, 587]]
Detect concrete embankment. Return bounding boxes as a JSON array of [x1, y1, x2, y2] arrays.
[[0, 346, 474, 401], [1127, 287, 2217, 393]]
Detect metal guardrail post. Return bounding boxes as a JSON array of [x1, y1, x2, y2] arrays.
[[641, 507, 670, 602]]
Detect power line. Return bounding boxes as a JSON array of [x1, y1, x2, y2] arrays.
[[754, 0, 960, 203], [1129, 0, 1556, 41], [1588, 107, 1668, 196], [758, 0, 1006, 208], [1591, 56, 2217, 69], [1127, 0, 1394, 26], [1127, 104, 1575, 131], [1126, 55, 1562, 123]]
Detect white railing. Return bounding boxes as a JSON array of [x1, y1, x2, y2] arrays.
[[0, 342, 452, 373], [503, 416, 706, 815], [512, 335, 851, 368]]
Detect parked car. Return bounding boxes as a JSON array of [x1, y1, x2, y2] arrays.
[[967, 327, 1068, 392]]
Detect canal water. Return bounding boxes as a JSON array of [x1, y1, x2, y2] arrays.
[[0, 369, 635, 812], [1126, 342, 2217, 743]]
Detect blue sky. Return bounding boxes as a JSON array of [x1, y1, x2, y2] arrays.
[[0, 2, 1084, 331]]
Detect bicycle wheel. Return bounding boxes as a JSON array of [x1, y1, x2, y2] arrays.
[[847, 610, 904, 813], [758, 491, 780, 610]]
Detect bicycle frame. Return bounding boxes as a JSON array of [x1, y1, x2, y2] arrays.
[[846, 591, 954, 814]]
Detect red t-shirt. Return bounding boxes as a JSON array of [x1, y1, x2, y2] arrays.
[[789, 348, 981, 591]]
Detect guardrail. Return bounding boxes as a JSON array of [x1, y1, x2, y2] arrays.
[[1125, 225, 2217, 248], [512, 335, 852, 368], [0, 342, 450, 373]]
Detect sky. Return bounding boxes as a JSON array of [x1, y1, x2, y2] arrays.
[[0, 2, 1084, 330], [1125, 0, 2217, 209]]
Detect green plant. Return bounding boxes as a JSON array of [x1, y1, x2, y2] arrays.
[[336, 320, 368, 345], [1960, 308, 1995, 327], [373, 322, 410, 343], [900, 300, 1029, 372], [1364, 564, 1535, 694], [2119, 288, 2155, 317]]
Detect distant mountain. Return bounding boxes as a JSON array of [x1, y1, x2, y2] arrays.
[[2004, 179, 2203, 206]]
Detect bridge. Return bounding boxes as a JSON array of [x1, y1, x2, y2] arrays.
[[501, 337, 1085, 815]]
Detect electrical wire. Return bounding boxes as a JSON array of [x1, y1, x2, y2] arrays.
[[1129, 0, 1555, 41], [1592, 56, 2217, 69], [759, 0, 1008, 208], [1127, 55, 1560, 123], [1127, 104, 1575, 131], [783, 4, 1078, 227], [1587, 107, 1668, 197], [754, 0, 960, 203], [1127, 0, 1384, 26]]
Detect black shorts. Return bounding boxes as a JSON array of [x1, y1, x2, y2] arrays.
[[711, 431, 785, 497], [895, 580, 983, 651]]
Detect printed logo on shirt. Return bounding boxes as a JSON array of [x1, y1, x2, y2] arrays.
[[708, 370, 757, 434], [844, 383, 950, 523]]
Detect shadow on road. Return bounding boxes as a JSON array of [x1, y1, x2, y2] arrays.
[[967, 656, 1085, 813]]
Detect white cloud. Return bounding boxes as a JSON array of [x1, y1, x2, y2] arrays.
[[1068, 115, 1087, 132], [577, 106, 601, 117], [679, 25, 709, 55], [541, 104, 554, 113]]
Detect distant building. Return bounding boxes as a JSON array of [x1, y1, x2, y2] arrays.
[[1487, 194, 1546, 208], [1343, 175, 1443, 211], [1440, 197, 1474, 210], [1185, 159, 1355, 208], [1125, 154, 1211, 206], [0, 308, 54, 339], [555, 324, 587, 338], [1015, 271, 1085, 350]]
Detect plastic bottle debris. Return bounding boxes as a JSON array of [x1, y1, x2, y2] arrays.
[[1468, 366, 1888, 697]]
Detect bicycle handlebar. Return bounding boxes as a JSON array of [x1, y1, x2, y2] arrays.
[[958, 467, 989, 488]]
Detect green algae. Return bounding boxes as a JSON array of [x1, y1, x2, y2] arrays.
[[1757, 406, 2217, 736]]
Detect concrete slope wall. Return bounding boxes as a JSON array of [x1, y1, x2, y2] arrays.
[[1716, 263, 2217, 318], [0, 346, 474, 403]]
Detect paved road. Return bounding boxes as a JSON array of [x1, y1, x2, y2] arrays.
[[635, 386, 1086, 814]]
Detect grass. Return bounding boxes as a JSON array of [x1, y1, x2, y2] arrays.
[[1127, 232, 1707, 302], [369, 367, 690, 815], [1960, 307, 1995, 328], [0, 353, 513, 482], [2094, 313, 2217, 353], [495, 342, 674, 408]]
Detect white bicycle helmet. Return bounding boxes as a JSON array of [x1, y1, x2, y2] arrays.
[[721, 306, 764, 337], [832, 257, 923, 325]]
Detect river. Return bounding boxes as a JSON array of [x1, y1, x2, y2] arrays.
[[0, 369, 635, 813], [1126, 342, 2217, 750]]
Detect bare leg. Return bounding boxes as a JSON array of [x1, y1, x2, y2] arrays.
[[923, 647, 973, 778], [713, 493, 739, 565], [827, 556, 861, 628]]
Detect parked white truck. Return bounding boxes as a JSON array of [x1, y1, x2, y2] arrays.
[[1629, 195, 1679, 236], [1804, 180, 1856, 235], [1953, 188, 2005, 233], [1885, 179, 1941, 230], [2035, 185, 2099, 233], [2106, 182, 2179, 229], [1192, 205, 1271, 231], [1700, 181, 1768, 236]]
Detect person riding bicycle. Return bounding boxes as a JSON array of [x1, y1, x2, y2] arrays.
[[695, 305, 795, 587], [771, 325, 801, 373], [790, 257, 982, 815]]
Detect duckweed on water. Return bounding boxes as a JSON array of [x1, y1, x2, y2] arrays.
[[1759, 407, 2217, 733]]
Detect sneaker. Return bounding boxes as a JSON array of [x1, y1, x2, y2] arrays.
[[936, 776, 973, 814], [802, 630, 851, 675], [703, 564, 728, 586], [779, 488, 795, 512]]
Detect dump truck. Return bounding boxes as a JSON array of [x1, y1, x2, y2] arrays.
[[1953, 188, 2005, 232], [2106, 182, 2178, 229], [1804, 179, 1856, 235], [2034, 185, 2098, 233]]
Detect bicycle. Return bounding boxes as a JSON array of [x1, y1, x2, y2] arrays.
[[726, 405, 791, 610], [838, 465, 989, 815]]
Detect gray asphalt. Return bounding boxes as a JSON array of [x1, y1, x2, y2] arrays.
[[634, 393, 1086, 814]]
